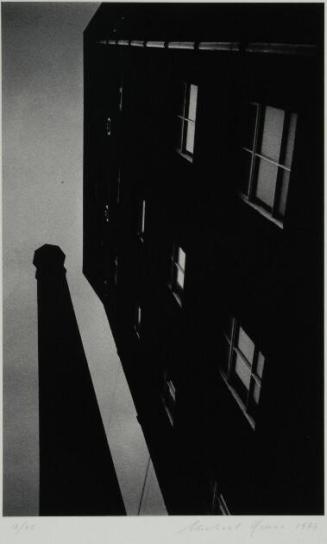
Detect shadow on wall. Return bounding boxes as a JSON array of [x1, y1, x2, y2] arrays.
[[33, 244, 125, 516]]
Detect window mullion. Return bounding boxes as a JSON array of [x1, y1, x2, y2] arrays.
[[227, 318, 237, 380], [248, 104, 262, 200], [234, 347, 252, 371], [253, 151, 291, 171], [246, 346, 258, 411]]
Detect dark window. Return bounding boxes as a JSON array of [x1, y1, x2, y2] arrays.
[[241, 103, 297, 226]]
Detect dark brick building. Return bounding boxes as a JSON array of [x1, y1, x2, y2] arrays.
[[83, 3, 323, 515]]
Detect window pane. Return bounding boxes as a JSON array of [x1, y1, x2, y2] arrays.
[[256, 352, 265, 379], [255, 158, 278, 209], [243, 103, 258, 149], [253, 381, 261, 404], [277, 169, 290, 218], [167, 380, 176, 401], [261, 106, 285, 162], [237, 326, 255, 363], [234, 353, 251, 390], [178, 247, 186, 270], [188, 84, 198, 121], [185, 121, 195, 154], [177, 267, 184, 289], [284, 113, 298, 168]]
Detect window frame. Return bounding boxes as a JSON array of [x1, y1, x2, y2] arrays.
[[169, 244, 186, 307], [134, 305, 142, 340], [161, 370, 176, 427], [176, 82, 198, 163], [119, 85, 123, 112], [136, 199, 146, 243], [219, 317, 265, 430], [240, 102, 297, 228]]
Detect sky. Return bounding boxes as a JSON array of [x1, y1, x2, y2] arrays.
[[2, 2, 101, 514]]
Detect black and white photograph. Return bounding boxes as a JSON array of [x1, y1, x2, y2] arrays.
[[2, 0, 324, 539]]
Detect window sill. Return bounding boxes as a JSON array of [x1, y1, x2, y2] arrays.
[[219, 369, 256, 430], [239, 193, 284, 230], [176, 149, 194, 164]]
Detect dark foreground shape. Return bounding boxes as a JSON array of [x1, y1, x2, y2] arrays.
[[34, 244, 125, 516]]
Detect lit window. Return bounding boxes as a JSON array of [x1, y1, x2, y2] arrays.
[[161, 371, 176, 427], [137, 199, 146, 242], [169, 245, 186, 306], [177, 83, 198, 161], [220, 317, 265, 429], [241, 103, 297, 226], [134, 305, 142, 339]]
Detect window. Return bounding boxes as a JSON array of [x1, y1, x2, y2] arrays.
[[137, 199, 146, 242], [134, 305, 142, 339], [161, 371, 176, 427], [177, 83, 198, 161], [220, 317, 265, 429], [169, 245, 186, 306], [241, 103, 297, 226]]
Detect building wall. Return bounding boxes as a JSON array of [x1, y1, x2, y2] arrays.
[[83, 4, 323, 515]]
